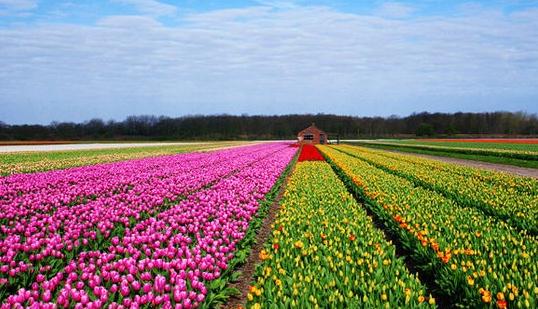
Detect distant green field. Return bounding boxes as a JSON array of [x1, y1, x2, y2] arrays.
[[0, 142, 243, 176]]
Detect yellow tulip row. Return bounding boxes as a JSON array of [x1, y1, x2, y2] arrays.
[[340, 144, 538, 194], [336, 145, 538, 234], [360, 141, 538, 159], [319, 145, 538, 308], [247, 161, 434, 308]]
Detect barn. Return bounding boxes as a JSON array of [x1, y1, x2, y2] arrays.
[[297, 123, 327, 145]]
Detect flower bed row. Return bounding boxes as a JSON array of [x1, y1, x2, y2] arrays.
[[319, 146, 538, 308], [358, 141, 538, 161], [297, 145, 324, 162], [0, 144, 287, 300], [339, 144, 538, 195], [247, 161, 434, 308], [0, 144, 258, 224], [419, 139, 538, 145], [0, 143, 240, 176], [2, 144, 297, 307], [335, 145, 538, 235]]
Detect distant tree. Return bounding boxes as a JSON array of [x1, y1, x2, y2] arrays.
[[445, 124, 457, 136], [416, 123, 435, 137], [1, 111, 537, 141]]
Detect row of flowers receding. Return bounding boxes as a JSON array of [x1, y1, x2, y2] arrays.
[[319, 145, 538, 308], [337, 144, 538, 235], [297, 144, 325, 162], [0, 143, 237, 176], [1, 143, 296, 307], [359, 140, 538, 161], [247, 161, 434, 308], [0, 144, 272, 297], [341, 144, 538, 195], [1, 145, 254, 224]]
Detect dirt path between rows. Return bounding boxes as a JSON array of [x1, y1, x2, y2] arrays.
[[222, 162, 295, 309], [386, 149, 538, 178]]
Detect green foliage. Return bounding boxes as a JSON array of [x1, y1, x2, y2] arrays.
[[416, 123, 435, 137]]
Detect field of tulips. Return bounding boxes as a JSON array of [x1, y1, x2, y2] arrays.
[[339, 144, 538, 194], [3, 139, 537, 308], [0, 142, 241, 176], [406, 139, 538, 151], [320, 145, 538, 308], [248, 160, 434, 308], [0, 143, 297, 307], [336, 145, 538, 234], [357, 140, 538, 161]]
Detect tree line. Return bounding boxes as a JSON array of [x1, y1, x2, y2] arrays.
[[1, 112, 537, 141]]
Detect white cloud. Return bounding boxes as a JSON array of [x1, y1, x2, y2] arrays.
[[97, 15, 163, 28], [254, 0, 298, 9], [0, 4, 537, 123], [111, 0, 177, 17], [376, 2, 415, 18], [0, 0, 37, 15]]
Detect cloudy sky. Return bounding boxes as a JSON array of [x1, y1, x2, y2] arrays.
[[1, 1, 537, 124]]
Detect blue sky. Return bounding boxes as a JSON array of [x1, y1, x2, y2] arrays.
[[1, 1, 537, 124]]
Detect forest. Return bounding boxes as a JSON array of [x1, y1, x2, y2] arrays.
[[1, 111, 537, 141]]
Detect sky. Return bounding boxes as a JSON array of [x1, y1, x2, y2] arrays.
[[0, 1, 537, 124]]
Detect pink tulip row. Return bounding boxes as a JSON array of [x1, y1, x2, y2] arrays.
[[0, 143, 288, 296], [0, 146, 261, 222], [0, 145, 264, 228], [2, 144, 296, 308]]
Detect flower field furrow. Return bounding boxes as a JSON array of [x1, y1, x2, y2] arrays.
[[336, 145, 538, 234], [340, 144, 538, 194], [248, 161, 434, 308], [319, 146, 538, 308], [1, 144, 296, 308], [0, 144, 288, 299], [0, 145, 257, 223]]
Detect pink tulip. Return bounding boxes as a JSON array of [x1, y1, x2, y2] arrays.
[[120, 284, 130, 297], [154, 275, 166, 293], [1, 144, 296, 307], [142, 283, 152, 294], [41, 290, 51, 302]]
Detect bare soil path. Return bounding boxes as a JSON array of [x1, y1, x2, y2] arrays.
[[387, 149, 538, 178], [222, 162, 295, 309]]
